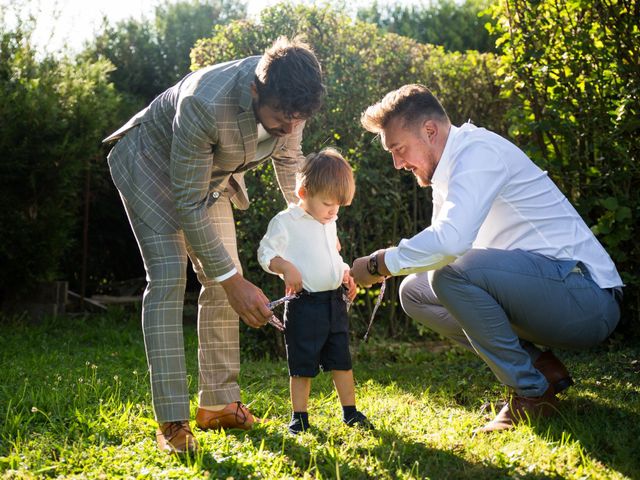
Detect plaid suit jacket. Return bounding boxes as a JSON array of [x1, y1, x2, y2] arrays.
[[104, 56, 305, 279]]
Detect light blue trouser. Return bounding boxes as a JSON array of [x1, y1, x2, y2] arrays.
[[399, 249, 620, 397]]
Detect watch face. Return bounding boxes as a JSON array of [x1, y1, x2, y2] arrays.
[[367, 256, 377, 275]]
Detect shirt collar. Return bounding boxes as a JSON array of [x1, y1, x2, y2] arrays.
[[431, 123, 460, 187], [288, 203, 307, 219]]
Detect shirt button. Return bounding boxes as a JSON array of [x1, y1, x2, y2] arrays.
[[212, 191, 220, 199]]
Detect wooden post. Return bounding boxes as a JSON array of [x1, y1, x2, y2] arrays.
[[80, 157, 92, 303]]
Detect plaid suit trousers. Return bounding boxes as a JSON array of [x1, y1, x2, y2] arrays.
[[121, 193, 241, 423]]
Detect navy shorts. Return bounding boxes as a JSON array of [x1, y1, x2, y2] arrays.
[[284, 288, 352, 377]]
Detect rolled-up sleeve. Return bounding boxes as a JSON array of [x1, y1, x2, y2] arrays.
[[258, 216, 289, 274]]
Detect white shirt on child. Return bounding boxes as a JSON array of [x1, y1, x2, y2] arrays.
[[258, 204, 350, 292]]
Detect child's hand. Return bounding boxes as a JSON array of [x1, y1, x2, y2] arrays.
[[342, 270, 358, 302], [268, 256, 303, 296], [282, 264, 303, 296]]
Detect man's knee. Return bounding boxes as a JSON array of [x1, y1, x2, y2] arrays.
[[398, 274, 422, 316], [147, 260, 188, 292], [431, 265, 459, 301], [398, 274, 440, 323], [431, 249, 499, 299]]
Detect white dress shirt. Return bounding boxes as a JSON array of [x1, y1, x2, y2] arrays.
[[258, 204, 350, 292], [384, 123, 622, 289]]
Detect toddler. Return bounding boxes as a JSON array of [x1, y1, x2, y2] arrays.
[[258, 148, 372, 434]]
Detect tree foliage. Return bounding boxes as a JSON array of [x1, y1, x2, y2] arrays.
[[489, 0, 640, 327], [357, 0, 497, 53], [83, 0, 246, 108], [0, 25, 121, 300]]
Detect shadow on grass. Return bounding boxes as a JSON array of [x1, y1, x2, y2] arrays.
[[230, 423, 556, 480], [196, 450, 260, 479], [355, 346, 498, 406], [364, 427, 560, 480], [353, 342, 640, 479], [532, 394, 640, 480]]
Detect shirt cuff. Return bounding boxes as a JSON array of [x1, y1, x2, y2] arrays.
[[384, 246, 456, 276], [214, 267, 237, 283], [383, 247, 402, 276]]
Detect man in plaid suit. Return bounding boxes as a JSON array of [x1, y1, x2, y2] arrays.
[[103, 37, 325, 454]]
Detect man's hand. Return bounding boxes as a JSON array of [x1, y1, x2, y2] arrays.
[[342, 270, 358, 302], [351, 256, 386, 287], [220, 273, 273, 328]]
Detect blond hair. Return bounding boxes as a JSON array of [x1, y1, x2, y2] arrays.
[[361, 84, 449, 133], [296, 148, 355, 205]]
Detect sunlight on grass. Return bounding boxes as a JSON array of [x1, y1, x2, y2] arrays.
[[1, 314, 638, 479]]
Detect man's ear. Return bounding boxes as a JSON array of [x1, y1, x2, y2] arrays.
[[297, 185, 307, 200], [422, 119, 438, 143]]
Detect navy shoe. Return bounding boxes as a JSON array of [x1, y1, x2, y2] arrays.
[[288, 413, 310, 435], [344, 411, 374, 429]]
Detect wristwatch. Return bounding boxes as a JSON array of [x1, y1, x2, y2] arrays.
[[367, 252, 380, 276]]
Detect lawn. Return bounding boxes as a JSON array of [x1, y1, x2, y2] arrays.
[[1, 312, 638, 479]]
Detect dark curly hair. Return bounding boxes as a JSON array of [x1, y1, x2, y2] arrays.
[[254, 36, 325, 119]]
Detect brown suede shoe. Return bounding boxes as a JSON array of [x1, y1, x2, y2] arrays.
[[195, 401, 260, 431], [534, 350, 574, 394], [156, 421, 199, 454], [477, 386, 558, 433]]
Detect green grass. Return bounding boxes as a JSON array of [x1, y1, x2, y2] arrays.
[[1, 313, 639, 479]]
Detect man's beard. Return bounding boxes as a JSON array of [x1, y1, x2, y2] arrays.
[[252, 100, 286, 137], [415, 172, 433, 187]]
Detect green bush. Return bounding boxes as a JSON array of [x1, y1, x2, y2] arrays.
[[0, 27, 121, 301], [357, 0, 497, 53], [192, 4, 509, 349], [489, 0, 640, 331], [83, 0, 246, 106]]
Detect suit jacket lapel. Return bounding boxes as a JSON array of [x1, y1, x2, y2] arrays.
[[236, 71, 257, 166], [237, 111, 257, 165]]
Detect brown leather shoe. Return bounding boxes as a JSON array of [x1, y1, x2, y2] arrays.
[[534, 350, 574, 394], [477, 386, 558, 433], [195, 401, 260, 431], [156, 421, 199, 454]]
